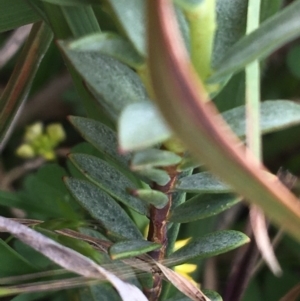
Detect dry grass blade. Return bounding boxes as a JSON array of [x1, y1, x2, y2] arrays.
[[156, 262, 211, 301], [0, 24, 32, 69], [0, 216, 147, 301], [250, 206, 281, 276]]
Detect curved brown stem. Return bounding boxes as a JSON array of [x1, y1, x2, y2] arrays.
[[147, 0, 300, 243]]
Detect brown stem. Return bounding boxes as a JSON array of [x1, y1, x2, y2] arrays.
[[145, 166, 178, 301]]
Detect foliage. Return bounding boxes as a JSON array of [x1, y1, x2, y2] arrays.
[[0, 0, 300, 301]]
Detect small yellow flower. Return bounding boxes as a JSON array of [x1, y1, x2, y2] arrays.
[[173, 238, 199, 287], [16, 122, 66, 161]]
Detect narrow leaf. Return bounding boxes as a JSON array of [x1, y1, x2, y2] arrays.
[[0, 216, 148, 301], [118, 102, 172, 152], [0, 22, 52, 150], [64, 177, 143, 240], [41, 0, 98, 5], [210, 0, 300, 81], [212, 0, 248, 67], [169, 194, 241, 223], [69, 116, 130, 167], [175, 171, 231, 193], [131, 189, 169, 209], [109, 240, 161, 260], [69, 153, 148, 215], [202, 290, 222, 301], [0, 0, 40, 32], [131, 149, 181, 170], [61, 5, 100, 38], [136, 168, 170, 186], [224, 100, 300, 138], [0, 240, 37, 277], [168, 230, 250, 266], [68, 32, 145, 68], [59, 42, 149, 120], [105, 0, 146, 56], [156, 262, 211, 301]]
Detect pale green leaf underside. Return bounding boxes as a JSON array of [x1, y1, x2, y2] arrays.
[[105, 0, 146, 56], [118, 102, 172, 152], [131, 149, 182, 170], [69, 153, 148, 215], [59, 43, 149, 120], [223, 100, 300, 137], [168, 230, 250, 266], [175, 171, 231, 193], [109, 240, 161, 260], [135, 168, 171, 186], [64, 177, 143, 240], [120, 100, 300, 152], [169, 194, 241, 223], [210, 0, 300, 81], [68, 32, 145, 68], [134, 189, 169, 209]]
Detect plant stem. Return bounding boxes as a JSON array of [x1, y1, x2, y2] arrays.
[[146, 166, 178, 301]]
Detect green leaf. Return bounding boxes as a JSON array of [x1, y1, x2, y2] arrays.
[[131, 149, 182, 170], [80, 284, 121, 301], [69, 153, 148, 215], [69, 116, 129, 167], [0, 22, 52, 149], [68, 32, 145, 68], [118, 102, 172, 152], [169, 193, 241, 223], [224, 100, 300, 138], [202, 290, 223, 301], [168, 230, 250, 266], [59, 42, 149, 120], [210, 0, 300, 81], [212, 0, 248, 67], [0, 239, 37, 277], [64, 177, 143, 240], [40, 0, 98, 5], [260, 0, 284, 22], [61, 5, 100, 38], [167, 289, 222, 301], [104, 0, 146, 56], [136, 168, 170, 186], [175, 171, 231, 193], [0, 0, 40, 32], [19, 164, 80, 220], [132, 189, 169, 209], [109, 240, 161, 260]]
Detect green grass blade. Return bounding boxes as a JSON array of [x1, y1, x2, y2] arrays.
[[61, 5, 100, 38], [0, 0, 40, 32]]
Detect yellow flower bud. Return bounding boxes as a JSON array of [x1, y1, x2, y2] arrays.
[[16, 144, 35, 158], [24, 122, 43, 142], [46, 123, 66, 145]]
